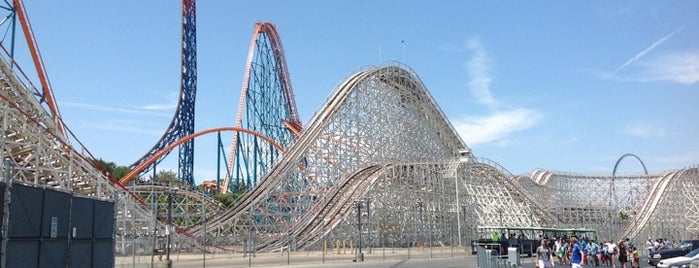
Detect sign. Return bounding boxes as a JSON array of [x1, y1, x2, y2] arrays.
[[50, 217, 57, 238]]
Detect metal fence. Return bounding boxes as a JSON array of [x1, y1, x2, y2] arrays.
[[1, 181, 114, 268], [476, 245, 537, 268]]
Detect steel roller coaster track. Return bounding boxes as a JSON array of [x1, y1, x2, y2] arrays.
[[1, 1, 698, 256], [223, 22, 301, 194], [129, 0, 198, 185]]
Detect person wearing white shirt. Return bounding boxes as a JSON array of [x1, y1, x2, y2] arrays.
[[608, 241, 617, 268], [647, 239, 654, 255]]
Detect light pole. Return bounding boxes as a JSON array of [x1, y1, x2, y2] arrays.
[[353, 200, 364, 262], [287, 232, 290, 265], [202, 188, 206, 268], [166, 190, 173, 267], [462, 205, 469, 247], [366, 198, 371, 254], [150, 167, 157, 267], [429, 214, 434, 258], [417, 201, 424, 245], [455, 173, 462, 247]]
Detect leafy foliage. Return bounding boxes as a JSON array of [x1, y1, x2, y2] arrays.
[[212, 182, 248, 207], [155, 170, 180, 186], [90, 158, 132, 180], [213, 193, 235, 207], [619, 211, 629, 220], [112, 165, 132, 179]]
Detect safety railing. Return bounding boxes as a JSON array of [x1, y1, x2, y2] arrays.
[[476, 245, 517, 268]]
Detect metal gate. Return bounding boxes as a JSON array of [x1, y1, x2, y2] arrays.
[[0, 182, 114, 267]]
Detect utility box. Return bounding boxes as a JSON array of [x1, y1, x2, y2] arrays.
[[508, 247, 520, 266]]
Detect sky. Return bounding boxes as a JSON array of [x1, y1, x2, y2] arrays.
[[6, 1, 698, 183]]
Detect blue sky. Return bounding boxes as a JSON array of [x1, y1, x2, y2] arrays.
[[8, 1, 698, 183]]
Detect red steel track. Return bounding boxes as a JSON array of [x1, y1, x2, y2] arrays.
[[119, 127, 285, 185], [223, 22, 301, 193], [13, 0, 63, 135]]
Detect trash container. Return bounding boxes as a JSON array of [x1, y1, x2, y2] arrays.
[[508, 247, 520, 266]]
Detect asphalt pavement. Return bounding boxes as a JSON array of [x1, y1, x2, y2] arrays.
[[116, 250, 658, 268]]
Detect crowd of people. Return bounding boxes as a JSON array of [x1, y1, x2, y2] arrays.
[[647, 238, 675, 253], [536, 236, 641, 268]]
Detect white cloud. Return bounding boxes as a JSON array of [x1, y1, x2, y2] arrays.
[[60, 101, 171, 136], [637, 51, 699, 85], [453, 108, 543, 146], [61, 101, 170, 116], [140, 91, 179, 111], [90, 122, 164, 135], [141, 103, 177, 111], [466, 38, 498, 108], [623, 122, 666, 139], [587, 51, 699, 85], [453, 37, 543, 147], [596, 25, 698, 85], [614, 25, 684, 74]]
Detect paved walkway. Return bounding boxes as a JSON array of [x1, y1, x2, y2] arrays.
[[116, 247, 479, 268], [116, 249, 655, 268]]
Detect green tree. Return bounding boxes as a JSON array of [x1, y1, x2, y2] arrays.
[[112, 165, 132, 180], [230, 182, 248, 200], [212, 182, 248, 207], [156, 170, 180, 186], [90, 158, 133, 181], [619, 211, 629, 220], [213, 193, 235, 207], [90, 158, 112, 176]]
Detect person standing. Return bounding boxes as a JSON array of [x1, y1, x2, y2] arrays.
[[556, 237, 565, 265], [601, 242, 608, 265], [608, 240, 617, 268], [617, 239, 629, 268], [537, 239, 555, 268], [629, 246, 639, 268], [571, 237, 585, 268], [589, 240, 599, 266]]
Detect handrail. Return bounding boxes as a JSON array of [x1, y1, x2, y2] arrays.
[[476, 157, 514, 179]]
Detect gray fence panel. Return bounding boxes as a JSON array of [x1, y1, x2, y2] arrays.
[[4, 184, 114, 267], [5, 240, 39, 267], [93, 239, 114, 268], [71, 196, 94, 239], [70, 240, 93, 268], [93, 200, 114, 239], [9, 184, 43, 238], [39, 239, 69, 267], [42, 189, 71, 238]]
